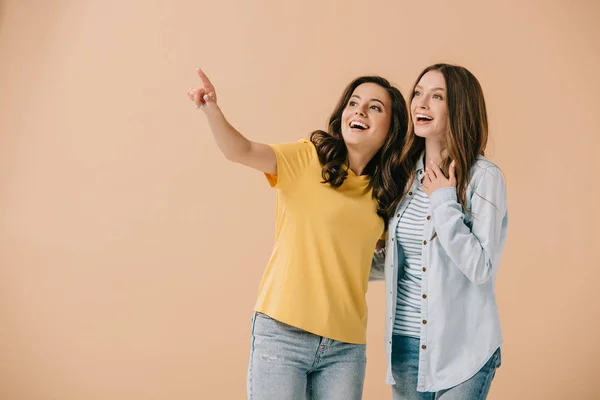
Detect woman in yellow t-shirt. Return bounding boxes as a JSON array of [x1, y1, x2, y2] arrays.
[[187, 68, 408, 400]]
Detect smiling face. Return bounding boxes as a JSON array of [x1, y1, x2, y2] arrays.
[[411, 70, 449, 144], [340, 82, 392, 154]]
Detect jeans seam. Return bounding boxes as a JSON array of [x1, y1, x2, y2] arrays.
[[248, 313, 257, 400]]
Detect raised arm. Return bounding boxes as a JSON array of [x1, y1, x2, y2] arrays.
[[188, 68, 277, 175]]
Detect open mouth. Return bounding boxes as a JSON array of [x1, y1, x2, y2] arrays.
[[415, 113, 433, 123], [349, 120, 370, 130]]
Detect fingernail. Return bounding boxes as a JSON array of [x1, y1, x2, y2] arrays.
[[203, 94, 210, 101]]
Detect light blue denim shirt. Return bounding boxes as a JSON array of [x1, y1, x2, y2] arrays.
[[371, 154, 508, 392]]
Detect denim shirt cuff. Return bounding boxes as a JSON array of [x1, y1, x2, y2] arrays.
[[429, 187, 458, 210]]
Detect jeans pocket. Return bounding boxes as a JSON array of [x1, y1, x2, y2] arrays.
[[495, 347, 502, 368], [255, 312, 273, 321], [252, 312, 281, 338]]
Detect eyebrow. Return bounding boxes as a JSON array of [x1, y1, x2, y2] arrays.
[[415, 85, 446, 92], [350, 95, 386, 107]]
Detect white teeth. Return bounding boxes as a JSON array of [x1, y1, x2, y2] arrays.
[[416, 114, 433, 120], [350, 120, 369, 129]]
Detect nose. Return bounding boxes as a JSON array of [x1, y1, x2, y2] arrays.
[[414, 95, 429, 109], [354, 104, 367, 117]]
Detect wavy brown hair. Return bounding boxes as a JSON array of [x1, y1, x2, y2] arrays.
[[310, 76, 409, 222], [395, 63, 489, 213]]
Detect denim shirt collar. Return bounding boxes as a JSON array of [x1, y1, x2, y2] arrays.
[[413, 152, 426, 186], [415, 152, 425, 174]]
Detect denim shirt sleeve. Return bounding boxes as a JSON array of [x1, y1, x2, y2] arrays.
[[428, 165, 507, 284], [369, 247, 386, 281]]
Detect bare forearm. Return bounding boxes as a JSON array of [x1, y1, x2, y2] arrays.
[[204, 105, 251, 162], [188, 68, 277, 174]]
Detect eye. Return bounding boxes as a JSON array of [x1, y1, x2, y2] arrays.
[[370, 105, 382, 112], [348, 100, 358, 106], [433, 94, 444, 100], [413, 91, 421, 97]]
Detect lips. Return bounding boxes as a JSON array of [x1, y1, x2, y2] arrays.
[[415, 113, 433, 125], [349, 120, 370, 130]]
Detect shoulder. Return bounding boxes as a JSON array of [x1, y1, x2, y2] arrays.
[[471, 156, 502, 178], [469, 156, 506, 192], [270, 138, 315, 155]]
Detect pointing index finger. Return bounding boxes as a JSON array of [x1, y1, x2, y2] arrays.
[[196, 68, 214, 89]]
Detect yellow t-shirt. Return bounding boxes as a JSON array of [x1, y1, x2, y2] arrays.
[[254, 139, 385, 344]]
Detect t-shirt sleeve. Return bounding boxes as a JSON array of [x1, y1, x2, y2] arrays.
[[265, 139, 315, 190]]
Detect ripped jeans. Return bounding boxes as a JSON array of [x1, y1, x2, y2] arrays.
[[247, 312, 367, 400]]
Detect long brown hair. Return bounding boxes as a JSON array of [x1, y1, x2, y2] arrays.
[[310, 76, 409, 221], [395, 64, 489, 213]]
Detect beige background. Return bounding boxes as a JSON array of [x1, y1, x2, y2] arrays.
[[1, 0, 599, 399]]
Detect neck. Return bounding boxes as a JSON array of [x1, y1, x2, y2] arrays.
[[346, 146, 377, 176], [424, 139, 445, 167]]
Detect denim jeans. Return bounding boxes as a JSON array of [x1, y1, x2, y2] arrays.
[[247, 312, 367, 400], [391, 335, 501, 400]]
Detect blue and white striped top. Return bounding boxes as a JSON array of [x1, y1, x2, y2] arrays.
[[393, 182, 430, 338]]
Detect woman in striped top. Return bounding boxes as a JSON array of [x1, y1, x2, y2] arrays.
[[372, 64, 508, 399], [393, 177, 430, 338]]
